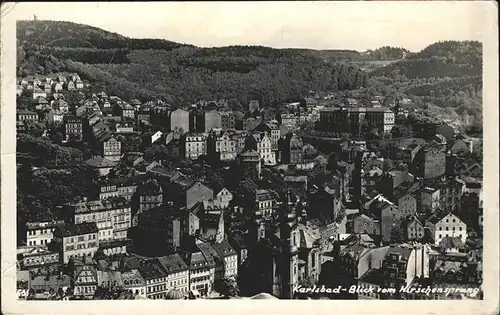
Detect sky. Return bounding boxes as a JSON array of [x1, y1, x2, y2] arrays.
[[5, 1, 490, 52]]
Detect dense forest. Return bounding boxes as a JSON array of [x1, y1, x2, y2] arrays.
[[371, 41, 482, 78], [17, 21, 482, 118], [364, 46, 411, 60], [17, 21, 369, 105]]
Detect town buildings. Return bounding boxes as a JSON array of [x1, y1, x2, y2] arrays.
[[319, 107, 395, 135], [53, 222, 99, 264]]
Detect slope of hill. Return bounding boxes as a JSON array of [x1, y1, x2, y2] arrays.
[[371, 41, 482, 78], [17, 20, 188, 50], [364, 46, 411, 60], [17, 20, 369, 105]]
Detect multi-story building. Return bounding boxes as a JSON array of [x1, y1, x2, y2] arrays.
[[180, 241, 217, 298], [338, 245, 390, 281], [253, 122, 280, 150], [213, 187, 233, 208], [279, 133, 303, 164], [437, 177, 466, 213], [196, 110, 222, 133], [52, 99, 69, 114], [138, 260, 169, 299], [352, 214, 381, 235], [25, 220, 64, 247], [101, 136, 121, 162], [53, 222, 99, 264], [64, 116, 84, 141], [219, 110, 235, 131], [411, 144, 446, 179], [214, 242, 238, 279], [245, 132, 275, 165], [380, 244, 430, 295], [231, 130, 248, 153], [65, 197, 131, 241], [32, 88, 47, 100], [114, 103, 135, 119], [121, 269, 147, 297], [248, 100, 260, 113], [47, 109, 65, 125], [20, 247, 60, 273], [426, 211, 467, 245], [405, 216, 425, 241], [131, 178, 163, 226], [278, 113, 297, 133], [70, 256, 98, 299], [183, 133, 206, 160], [17, 109, 38, 122], [254, 189, 277, 218], [156, 253, 190, 296], [136, 109, 151, 125], [134, 205, 182, 257], [420, 187, 440, 213], [238, 150, 262, 180], [318, 107, 395, 134], [207, 131, 237, 161]]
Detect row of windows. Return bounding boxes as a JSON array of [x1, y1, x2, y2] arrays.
[[66, 251, 94, 260], [437, 233, 465, 239], [191, 275, 210, 283], [75, 285, 96, 294], [66, 234, 97, 243], [24, 255, 58, 265], [27, 239, 50, 246], [66, 242, 98, 251], [77, 276, 96, 284], [147, 285, 167, 293], [438, 226, 463, 231], [27, 228, 54, 236]]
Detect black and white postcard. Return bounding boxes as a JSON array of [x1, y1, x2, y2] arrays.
[[1, 2, 498, 315]]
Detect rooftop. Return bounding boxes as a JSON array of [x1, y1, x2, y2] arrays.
[[156, 253, 189, 274], [84, 156, 118, 168], [58, 222, 98, 237]]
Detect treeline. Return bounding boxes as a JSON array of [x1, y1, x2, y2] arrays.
[[365, 46, 411, 60], [17, 134, 84, 166], [93, 51, 368, 105], [65, 60, 161, 101], [372, 41, 482, 78], [408, 40, 482, 65], [179, 56, 272, 73], [34, 45, 131, 64], [17, 20, 187, 51]]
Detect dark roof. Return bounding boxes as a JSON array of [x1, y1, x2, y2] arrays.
[[214, 241, 237, 257], [386, 245, 413, 261], [138, 260, 167, 280], [359, 268, 385, 286], [58, 222, 98, 237], [156, 253, 189, 274], [136, 178, 162, 195], [229, 232, 249, 250], [85, 157, 118, 168], [185, 251, 210, 270]]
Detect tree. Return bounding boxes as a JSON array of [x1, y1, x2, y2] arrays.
[[391, 125, 413, 138], [217, 277, 240, 297], [23, 120, 47, 137]]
